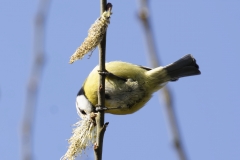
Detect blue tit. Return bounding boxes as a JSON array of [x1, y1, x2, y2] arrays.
[[76, 54, 200, 118]]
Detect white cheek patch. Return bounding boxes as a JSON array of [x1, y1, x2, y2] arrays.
[[76, 95, 94, 118]]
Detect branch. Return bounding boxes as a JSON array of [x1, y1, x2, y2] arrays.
[[21, 0, 51, 160], [94, 2, 112, 160], [138, 1, 188, 160]]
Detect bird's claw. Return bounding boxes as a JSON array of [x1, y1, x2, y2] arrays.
[[95, 105, 109, 112], [98, 70, 111, 75]]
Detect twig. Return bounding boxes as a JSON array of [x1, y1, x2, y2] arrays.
[[94, 2, 112, 160], [21, 0, 51, 160], [138, 1, 188, 160]]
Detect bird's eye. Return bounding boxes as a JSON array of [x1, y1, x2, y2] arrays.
[[80, 109, 86, 115]]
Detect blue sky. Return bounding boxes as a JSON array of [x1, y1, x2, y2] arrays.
[[1, 1, 240, 160]]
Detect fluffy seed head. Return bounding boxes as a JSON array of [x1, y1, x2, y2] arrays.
[[69, 7, 112, 64], [61, 115, 97, 160]]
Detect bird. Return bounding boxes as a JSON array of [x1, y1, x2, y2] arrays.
[[76, 54, 201, 118]]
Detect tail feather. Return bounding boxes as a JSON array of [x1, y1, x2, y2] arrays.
[[164, 54, 201, 81]]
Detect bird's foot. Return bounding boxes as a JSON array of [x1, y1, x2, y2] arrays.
[[98, 70, 110, 75], [95, 104, 109, 112], [95, 105, 122, 112], [98, 70, 127, 82]]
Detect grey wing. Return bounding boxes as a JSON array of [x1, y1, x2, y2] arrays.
[[105, 78, 145, 109]]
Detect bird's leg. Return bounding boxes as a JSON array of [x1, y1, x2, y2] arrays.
[[95, 105, 122, 112], [95, 104, 108, 112], [98, 70, 127, 82]]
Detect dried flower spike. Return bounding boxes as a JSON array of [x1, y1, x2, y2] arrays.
[[61, 115, 97, 160], [69, 4, 113, 64]]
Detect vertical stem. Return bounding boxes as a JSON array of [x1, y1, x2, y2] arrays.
[[21, 0, 50, 160], [100, 0, 107, 14], [95, 35, 106, 160], [94, 1, 108, 160]]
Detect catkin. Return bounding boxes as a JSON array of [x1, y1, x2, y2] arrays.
[[69, 8, 112, 64], [61, 116, 97, 160]]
